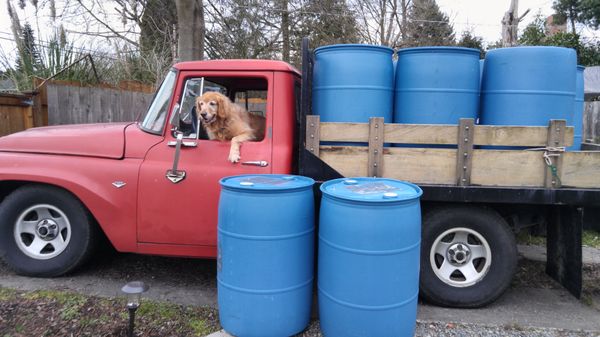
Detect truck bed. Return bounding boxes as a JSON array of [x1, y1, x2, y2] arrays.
[[305, 116, 600, 190]]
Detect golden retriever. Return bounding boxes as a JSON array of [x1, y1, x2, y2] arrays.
[[195, 91, 265, 163]]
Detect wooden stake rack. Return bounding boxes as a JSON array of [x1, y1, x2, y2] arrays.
[[305, 116, 600, 189]]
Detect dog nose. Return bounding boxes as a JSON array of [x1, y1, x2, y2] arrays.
[[200, 112, 207, 118]]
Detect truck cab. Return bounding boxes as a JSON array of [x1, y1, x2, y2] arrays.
[[0, 60, 300, 276]]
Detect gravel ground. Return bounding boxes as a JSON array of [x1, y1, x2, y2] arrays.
[[295, 320, 600, 337]]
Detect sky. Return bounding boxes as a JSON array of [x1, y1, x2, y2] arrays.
[[0, 0, 599, 67]]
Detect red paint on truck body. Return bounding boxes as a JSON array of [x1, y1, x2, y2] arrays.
[[0, 60, 300, 258]]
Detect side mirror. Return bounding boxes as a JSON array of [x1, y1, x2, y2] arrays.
[[169, 103, 181, 131]]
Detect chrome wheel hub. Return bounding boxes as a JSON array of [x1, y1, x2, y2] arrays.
[[36, 219, 59, 240], [430, 227, 492, 287], [447, 242, 471, 265], [14, 204, 72, 260]]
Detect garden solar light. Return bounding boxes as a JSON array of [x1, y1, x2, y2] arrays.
[[121, 281, 149, 337]]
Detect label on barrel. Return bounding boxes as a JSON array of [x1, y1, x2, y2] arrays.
[[345, 182, 399, 195], [243, 176, 291, 186]]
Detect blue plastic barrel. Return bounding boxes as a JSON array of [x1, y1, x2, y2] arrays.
[[569, 65, 585, 150], [480, 46, 576, 126], [394, 47, 480, 124], [318, 177, 423, 337], [313, 44, 394, 123], [218, 174, 315, 337]]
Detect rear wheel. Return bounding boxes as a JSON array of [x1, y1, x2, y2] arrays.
[[420, 206, 517, 308], [0, 185, 96, 277]]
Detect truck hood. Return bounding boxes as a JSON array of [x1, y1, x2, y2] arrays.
[[0, 123, 133, 159]]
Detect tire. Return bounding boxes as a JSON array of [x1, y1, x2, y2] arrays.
[[0, 185, 97, 277], [419, 205, 517, 308]]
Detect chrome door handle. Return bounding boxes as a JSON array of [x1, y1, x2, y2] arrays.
[[241, 160, 269, 167]]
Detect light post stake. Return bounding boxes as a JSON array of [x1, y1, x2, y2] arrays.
[[121, 281, 149, 337]]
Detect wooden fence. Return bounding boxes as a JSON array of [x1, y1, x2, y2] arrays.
[[0, 93, 34, 137], [584, 101, 600, 143], [47, 83, 154, 125]]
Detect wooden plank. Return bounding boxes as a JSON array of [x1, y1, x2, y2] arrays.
[[79, 87, 94, 123], [456, 118, 475, 186], [545, 120, 566, 188], [306, 115, 320, 156], [367, 117, 384, 177], [120, 90, 133, 122], [319, 146, 457, 185], [45, 83, 154, 126], [319, 121, 574, 146], [474, 125, 573, 147], [91, 87, 103, 123], [0, 95, 30, 106], [384, 147, 456, 184], [318, 144, 600, 188], [561, 151, 600, 188], [470, 150, 546, 187], [319, 146, 367, 177], [47, 84, 58, 125], [385, 124, 457, 145], [22, 106, 34, 129], [320, 122, 369, 142], [0, 106, 27, 136]]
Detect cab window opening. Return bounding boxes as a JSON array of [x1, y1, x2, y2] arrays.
[[175, 76, 268, 141]]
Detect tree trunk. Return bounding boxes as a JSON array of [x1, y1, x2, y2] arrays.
[[401, 0, 409, 41], [501, 0, 518, 47], [569, 7, 577, 34], [175, 0, 205, 61], [281, 0, 290, 62]]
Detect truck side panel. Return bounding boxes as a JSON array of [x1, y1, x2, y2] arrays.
[[0, 153, 140, 252]]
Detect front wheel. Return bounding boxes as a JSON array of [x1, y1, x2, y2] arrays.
[[419, 206, 517, 308], [0, 185, 97, 277]]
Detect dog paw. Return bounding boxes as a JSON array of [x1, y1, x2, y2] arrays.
[[228, 153, 240, 163]]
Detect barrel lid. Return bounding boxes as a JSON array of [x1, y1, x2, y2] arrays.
[[320, 177, 422, 202], [315, 44, 393, 55], [397, 46, 480, 56], [220, 174, 315, 191], [486, 46, 576, 56]]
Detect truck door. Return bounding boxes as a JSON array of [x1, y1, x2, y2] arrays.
[[137, 71, 273, 249]]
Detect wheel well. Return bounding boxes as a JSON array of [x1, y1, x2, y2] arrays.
[[0, 181, 26, 204], [422, 201, 548, 233], [0, 181, 109, 244]]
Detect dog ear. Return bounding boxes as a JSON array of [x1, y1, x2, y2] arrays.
[[195, 97, 202, 114], [217, 94, 228, 119]]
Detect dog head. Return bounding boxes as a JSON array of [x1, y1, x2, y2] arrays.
[[195, 91, 229, 125]]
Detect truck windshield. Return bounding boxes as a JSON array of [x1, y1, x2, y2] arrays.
[[139, 70, 177, 134]]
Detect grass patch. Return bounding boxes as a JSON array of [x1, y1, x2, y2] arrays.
[[0, 288, 221, 336], [189, 317, 213, 336], [516, 231, 546, 246], [136, 300, 180, 321], [516, 230, 600, 248], [582, 230, 600, 248], [0, 287, 17, 301]]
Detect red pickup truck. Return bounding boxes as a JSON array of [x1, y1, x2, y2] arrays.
[[1, 40, 598, 308]]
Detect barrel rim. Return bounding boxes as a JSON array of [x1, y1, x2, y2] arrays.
[[486, 46, 577, 55], [397, 46, 480, 56], [220, 174, 315, 191], [320, 177, 423, 203], [314, 44, 394, 55], [577, 65, 585, 71]]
